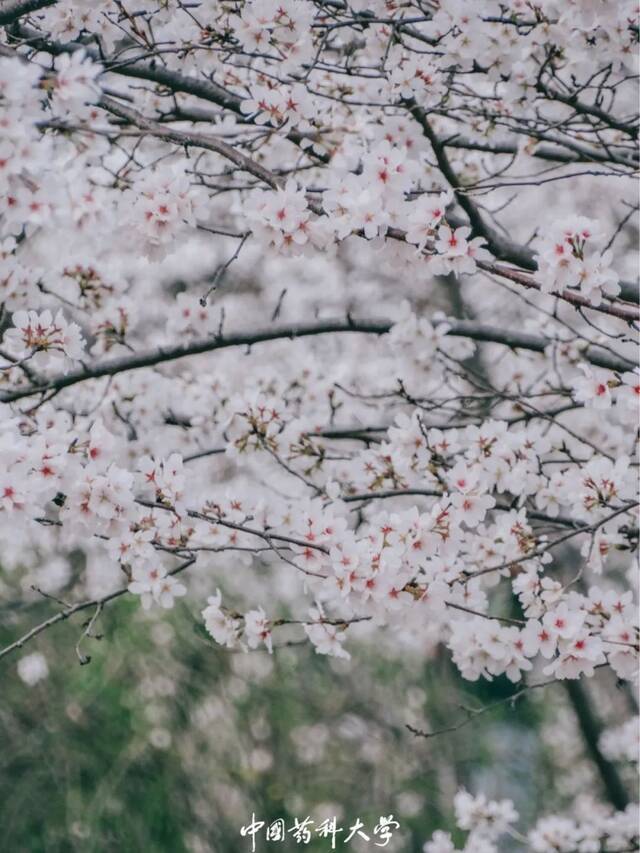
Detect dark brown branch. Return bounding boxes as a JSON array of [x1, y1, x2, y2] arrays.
[[10, 23, 322, 158], [564, 678, 630, 810], [100, 95, 282, 190], [537, 81, 639, 140], [101, 96, 638, 320], [407, 100, 538, 271], [0, 0, 54, 26], [341, 489, 587, 528], [441, 133, 624, 166], [0, 316, 633, 404]]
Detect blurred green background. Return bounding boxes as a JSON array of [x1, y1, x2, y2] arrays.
[[0, 590, 635, 853]]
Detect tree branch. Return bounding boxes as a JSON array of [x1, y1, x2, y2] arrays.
[[0, 0, 54, 26], [564, 678, 630, 810], [99, 95, 283, 190], [0, 557, 196, 662], [0, 316, 633, 404]]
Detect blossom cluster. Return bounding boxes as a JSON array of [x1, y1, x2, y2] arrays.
[[423, 790, 639, 853], [536, 218, 621, 305], [2, 308, 85, 369], [250, 160, 492, 277]]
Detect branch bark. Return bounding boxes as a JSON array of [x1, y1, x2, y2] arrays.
[[100, 95, 283, 190], [0, 0, 54, 26], [0, 316, 634, 404], [564, 678, 630, 811]]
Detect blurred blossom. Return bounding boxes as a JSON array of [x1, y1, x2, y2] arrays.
[[17, 652, 48, 686]]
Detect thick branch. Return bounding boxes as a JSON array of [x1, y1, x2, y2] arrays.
[[100, 95, 282, 190], [537, 82, 639, 141], [0, 318, 390, 402], [0, 317, 633, 404], [475, 260, 639, 322], [0, 0, 54, 26], [341, 489, 586, 528], [10, 23, 319, 156], [442, 134, 621, 166], [564, 678, 630, 811], [398, 104, 638, 318], [407, 100, 538, 271]]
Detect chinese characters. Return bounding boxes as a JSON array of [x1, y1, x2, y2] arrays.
[[240, 814, 400, 850]]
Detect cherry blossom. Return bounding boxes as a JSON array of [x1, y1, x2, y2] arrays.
[[536, 218, 621, 304], [244, 607, 273, 654], [431, 225, 491, 276], [202, 590, 243, 650], [2, 308, 85, 369], [129, 564, 187, 611], [49, 51, 102, 116], [17, 652, 49, 686]]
